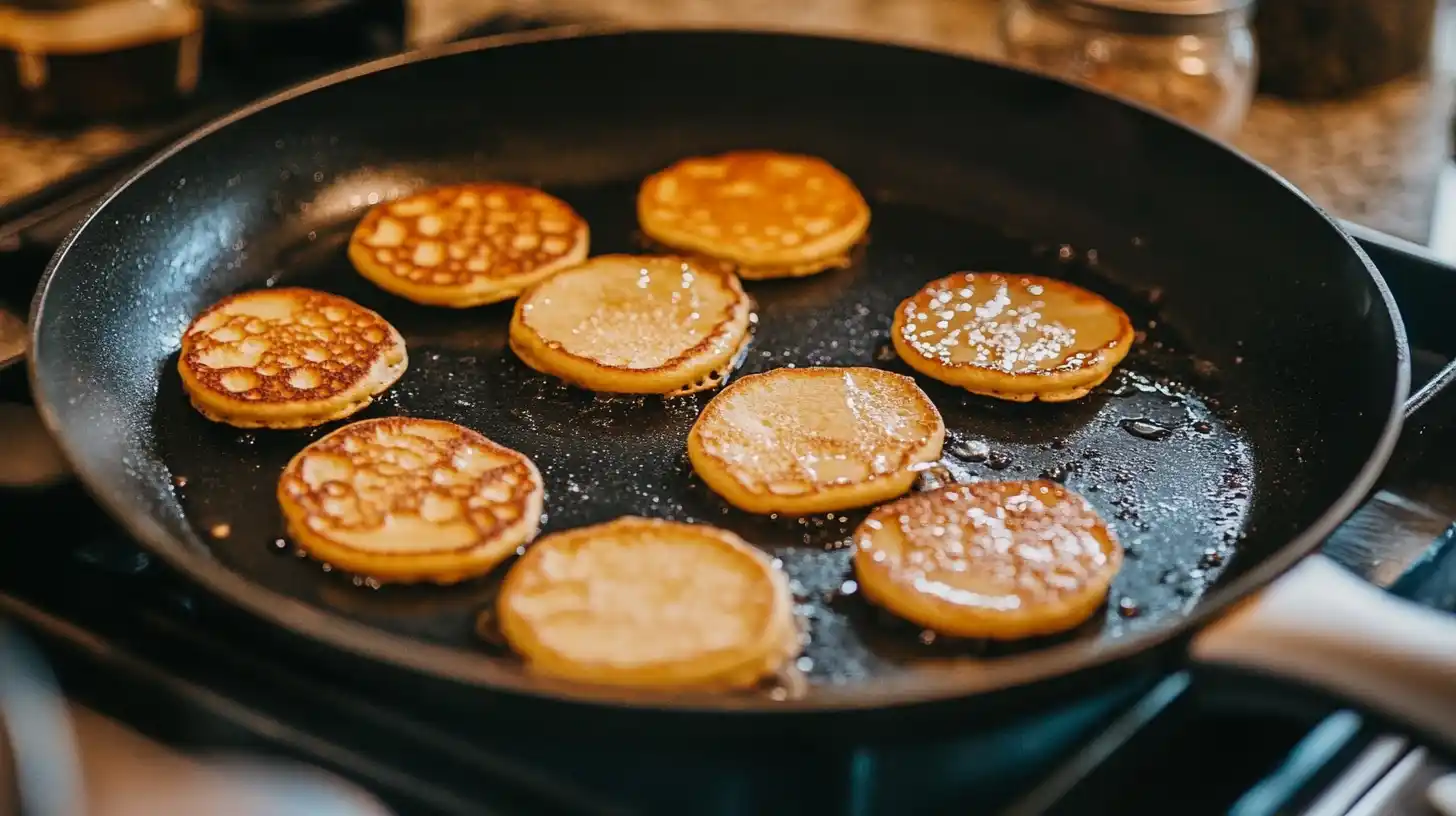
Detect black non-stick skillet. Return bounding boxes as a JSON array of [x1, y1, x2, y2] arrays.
[[27, 28, 1456, 746]]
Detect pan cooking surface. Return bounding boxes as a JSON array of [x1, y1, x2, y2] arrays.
[[155, 178, 1254, 691]]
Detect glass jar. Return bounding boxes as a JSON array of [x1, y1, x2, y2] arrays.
[[0, 0, 202, 124], [1253, 0, 1440, 100], [998, 0, 1258, 140]]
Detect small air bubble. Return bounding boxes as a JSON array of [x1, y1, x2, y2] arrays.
[[839, 579, 859, 596], [1120, 418, 1172, 441], [1117, 598, 1141, 618]]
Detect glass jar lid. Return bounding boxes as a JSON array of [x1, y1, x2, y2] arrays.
[[1030, 0, 1256, 34]]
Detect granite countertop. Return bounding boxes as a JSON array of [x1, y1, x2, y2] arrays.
[[2, 0, 1452, 242]]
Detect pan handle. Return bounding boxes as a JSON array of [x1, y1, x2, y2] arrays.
[[1189, 360, 1456, 753], [1189, 554, 1456, 752]]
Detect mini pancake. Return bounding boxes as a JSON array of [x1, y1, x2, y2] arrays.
[[277, 417, 543, 585], [891, 272, 1134, 402], [637, 151, 870, 280], [348, 182, 589, 307], [508, 254, 752, 396], [687, 367, 945, 515], [497, 516, 798, 690], [178, 287, 407, 429], [853, 480, 1123, 640]]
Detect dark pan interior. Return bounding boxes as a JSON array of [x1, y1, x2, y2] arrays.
[[30, 31, 1403, 710]]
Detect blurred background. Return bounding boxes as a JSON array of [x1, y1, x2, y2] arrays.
[[3, 0, 1455, 247]]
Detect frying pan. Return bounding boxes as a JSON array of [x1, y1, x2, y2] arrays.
[[27, 28, 1456, 745]]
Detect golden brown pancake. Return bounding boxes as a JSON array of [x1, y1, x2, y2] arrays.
[[891, 272, 1134, 402], [348, 183, 589, 307], [687, 367, 945, 515], [508, 254, 752, 396], [277, 417, 544, 584], [637, 151, 870, 280], [178, 287, 407, 429], [497, 516, 798, 690], [854, 480, 1123, 640]]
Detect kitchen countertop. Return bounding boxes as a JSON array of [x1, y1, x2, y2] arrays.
[[1, 0, 1452, 243]]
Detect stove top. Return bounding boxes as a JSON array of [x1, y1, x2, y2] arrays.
[[0, 15, 1454, 816], [0, 222, 1452, 816]]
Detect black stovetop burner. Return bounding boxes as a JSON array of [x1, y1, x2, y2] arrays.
[[1, 15, 1455, 816]]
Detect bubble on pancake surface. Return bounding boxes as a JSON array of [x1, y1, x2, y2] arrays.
[[277, 417, 543, 583], [350, 182, 588, 306], [179, 287, 405, 427]]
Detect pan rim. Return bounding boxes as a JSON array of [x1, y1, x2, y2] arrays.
[[27, 25, 1411, 714]]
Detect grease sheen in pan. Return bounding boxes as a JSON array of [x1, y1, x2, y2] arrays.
[[155, 178, 1254, 693]]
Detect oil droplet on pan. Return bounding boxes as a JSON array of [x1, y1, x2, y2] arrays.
[[1120, 418, 1173, 441], [949, 439, 990, 461]]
